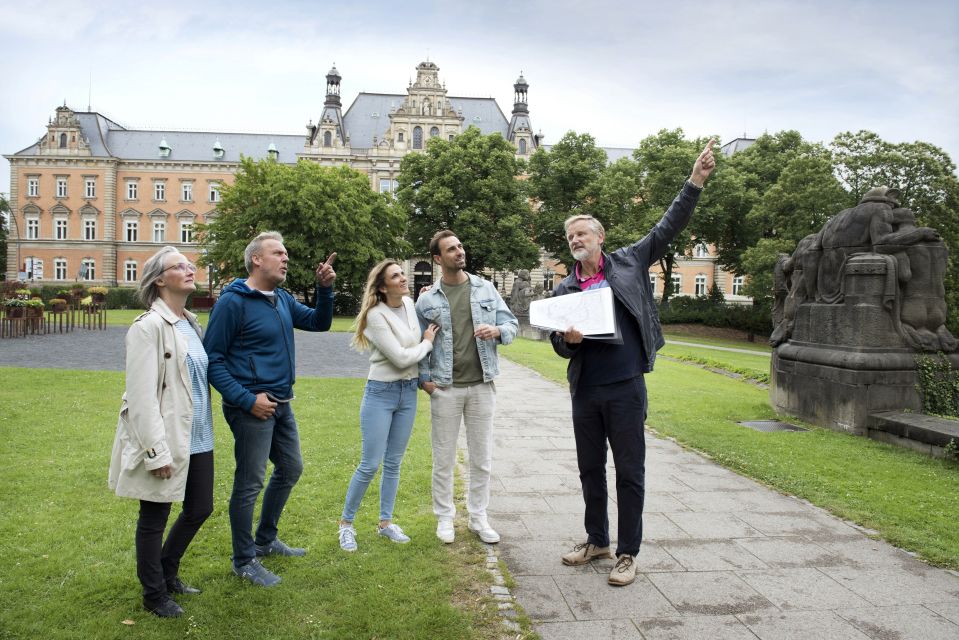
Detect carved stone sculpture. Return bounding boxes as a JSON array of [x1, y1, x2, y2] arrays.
[[770, 187, 956, 352], [509, 269, 533, 315]]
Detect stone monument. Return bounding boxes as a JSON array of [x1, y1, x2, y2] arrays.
[[770, 187, 959, 434]]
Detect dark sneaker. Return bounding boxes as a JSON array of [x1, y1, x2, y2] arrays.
[[144, 597, 184, 618], [608, 554, 637, 586], [255, 538, 306, 557], [167, 577, 201, 595], [232, 559, 281, 587], [561, 542, 613, 566]]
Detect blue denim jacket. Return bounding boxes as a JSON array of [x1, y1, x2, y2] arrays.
[[415, 273, 518, 386]]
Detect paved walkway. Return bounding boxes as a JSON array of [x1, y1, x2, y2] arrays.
[[490, 359, 959, 640], [4, 328, 958, 638], [665, 340, 771, 357]]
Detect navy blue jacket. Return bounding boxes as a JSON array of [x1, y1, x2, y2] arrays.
[[550, 181, 702, 389], [204, 279, 333, 411]]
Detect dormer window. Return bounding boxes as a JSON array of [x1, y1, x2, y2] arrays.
[[213, 139, 225, 159], [267, 143, 279, 160], [59, 133, 67, 148], [323, 131, 332, 147], [158, 139, 171, 158]]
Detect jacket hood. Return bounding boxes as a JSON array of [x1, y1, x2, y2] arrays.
[[223, 278, 258, 297]]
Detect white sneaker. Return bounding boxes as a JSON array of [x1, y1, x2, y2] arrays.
[[467, 516, 500, 544], [338, 525, 357, 552], [436, 519, 455, 544]]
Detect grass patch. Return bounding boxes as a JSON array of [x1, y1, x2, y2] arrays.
[[0, 369, 508, 639], [663, 330, 772, 353], [659, 343, 770, 383], [105, 310, 355, 332], [503, 338, 959, 569]]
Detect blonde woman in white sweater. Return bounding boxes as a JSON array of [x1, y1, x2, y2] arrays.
[[339, 260, 439, 551]]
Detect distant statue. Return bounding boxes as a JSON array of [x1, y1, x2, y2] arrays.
[[770, 187, 956, 352], [509, 269, 533, 315]]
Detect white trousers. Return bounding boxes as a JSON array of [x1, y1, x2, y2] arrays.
[[429, 382, 495, 520]]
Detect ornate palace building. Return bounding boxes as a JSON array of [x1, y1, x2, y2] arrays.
[[4, 60, 746, 303]]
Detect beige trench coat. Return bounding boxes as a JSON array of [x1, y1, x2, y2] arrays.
[[108, 298, 204, 502]]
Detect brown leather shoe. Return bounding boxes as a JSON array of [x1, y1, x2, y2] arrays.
[[561, 542, 613, 566], [608, 554, 636, 586]]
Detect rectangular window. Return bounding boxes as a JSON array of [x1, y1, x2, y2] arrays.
[[379, 179, 392, 193], [26, 218, 39, 239], [153, 221, 165, 243], [694, 243, 709, 258], [695, 275, 707, 296], [56, 177, 68, 198], [671, 274, 682, 295], [649, 275, 657, 295], [81, 259, 95, 281], [181, 182, 193, 202], [84, 219, 96, 240], [732, 276, 745, 296], [125, 221, 139, 242], [154, 181, 166, 201], [180, 223, 193, 243], [126, 181, 138, 200], [55, 218, 68, 240], [27, 177, 39, 197], [85, 178, 96, 199], [55, 259, 67, 280], [208, 184, 220, 203], [125, 261, 138, 282]]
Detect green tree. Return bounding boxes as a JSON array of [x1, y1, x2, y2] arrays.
[[395, 126, 539, 274], [197, 158, 409, 304], [832, 131, 959, 333], [526, 131, 608, 267]]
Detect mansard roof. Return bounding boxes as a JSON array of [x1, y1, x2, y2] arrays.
[[11, 111, 304, 163], [342, 93, 510, 149]]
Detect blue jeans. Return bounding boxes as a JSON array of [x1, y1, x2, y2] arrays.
[[224, 402, 303, 567], [341, 379, 418, 523]]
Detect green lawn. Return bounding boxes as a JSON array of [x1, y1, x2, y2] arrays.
[[502, 337, 959, 569], [658, 342, 771, 383], [663, 330, 772, 353], [0, 369, 516, 639]]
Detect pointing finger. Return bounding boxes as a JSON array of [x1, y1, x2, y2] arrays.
[[324, 252, 337, 267]]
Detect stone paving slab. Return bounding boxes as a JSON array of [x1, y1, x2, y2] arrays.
[[490, 358, 959, 639]]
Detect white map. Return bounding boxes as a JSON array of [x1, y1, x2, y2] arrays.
[[529, 287, 617, 336]]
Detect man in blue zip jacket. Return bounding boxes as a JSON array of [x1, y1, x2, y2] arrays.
[[204, 231, 336, 587], [551, 141, 716, 586]]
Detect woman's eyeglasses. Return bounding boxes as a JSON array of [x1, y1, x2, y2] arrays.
[[163, 262, 197, 273]]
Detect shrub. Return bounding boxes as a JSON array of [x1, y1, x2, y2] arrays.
[[915, 352, 959, 418], [106, 287, 141, 310], [658, 296, 771, 336]]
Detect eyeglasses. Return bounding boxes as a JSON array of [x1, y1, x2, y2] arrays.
[[163, 262, 197, 273]]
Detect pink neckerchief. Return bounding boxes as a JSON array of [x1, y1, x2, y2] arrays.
[[575, 254, 606, 290]]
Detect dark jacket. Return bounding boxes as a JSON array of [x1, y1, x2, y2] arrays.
[[204, 279, 333, 411], [550, 181, 702, 389]]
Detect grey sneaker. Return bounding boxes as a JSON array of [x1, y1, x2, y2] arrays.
[[377, 523, 411, 544], [255, 538, 306, 557], [232, 559, 281, 587], [339, 525, 358, 552]]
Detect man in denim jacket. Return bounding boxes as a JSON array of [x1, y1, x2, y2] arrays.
[[551, 141, 716, 586], [416, 230, 518, 544]]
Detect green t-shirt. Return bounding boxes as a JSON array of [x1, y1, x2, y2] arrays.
[[444, 279, 484, 386]]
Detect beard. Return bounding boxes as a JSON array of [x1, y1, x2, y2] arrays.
[[572, 247, 591, 261]]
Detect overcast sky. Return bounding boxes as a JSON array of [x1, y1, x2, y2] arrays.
[[2, 0, 957, 194]]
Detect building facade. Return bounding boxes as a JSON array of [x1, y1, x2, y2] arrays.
[[4, 60, 744, 302]]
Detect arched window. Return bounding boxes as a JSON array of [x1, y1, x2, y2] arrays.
[[518, 139, 527, 154], [59, 133, 67, 148], [413, 127, 423, 150], [323, 131, 332, 147], [429, 126, 439, 138]]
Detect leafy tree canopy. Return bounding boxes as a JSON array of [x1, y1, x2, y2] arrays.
[[197, 158, 409, 303], [395, 126, 539, 274]]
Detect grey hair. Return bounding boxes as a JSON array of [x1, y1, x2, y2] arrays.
[[244, 231, 284, 273], [563, 214, 605, 237], [137, 246, 180, 308]]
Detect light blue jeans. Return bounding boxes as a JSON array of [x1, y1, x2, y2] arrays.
[[341, 379, 418, 523]]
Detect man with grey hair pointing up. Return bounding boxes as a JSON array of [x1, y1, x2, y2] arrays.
[[550, 140, 716, 586]]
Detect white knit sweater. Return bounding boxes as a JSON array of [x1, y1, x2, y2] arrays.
[[363, 297, 433, 381]]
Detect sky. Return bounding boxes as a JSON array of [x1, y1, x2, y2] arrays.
[[2, 0, 957, 195]]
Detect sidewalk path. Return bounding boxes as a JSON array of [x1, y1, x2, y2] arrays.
[[665, 340, 771, 357], [490, 359, 959, 640]]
